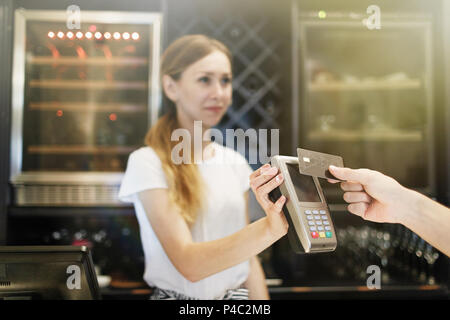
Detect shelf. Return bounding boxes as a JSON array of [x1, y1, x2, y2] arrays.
[[29, 80, 147, 90], [29, 101, 147, 113], [8, 206, 135, 218], [101, 287, 152, 300], [27, 145, 138, 155], [308, 129, 423, 142], [268, 284, 449, 299], [28, 56, 148, 66], [308, 79, 421, 92], [269, 284, 444, 293]]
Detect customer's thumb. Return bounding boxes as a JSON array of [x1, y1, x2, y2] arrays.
[[328, 165, 362, 183]]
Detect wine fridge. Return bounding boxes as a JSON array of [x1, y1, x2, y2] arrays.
[[293, 9, 436, 201], [10, 9, 162, 206]]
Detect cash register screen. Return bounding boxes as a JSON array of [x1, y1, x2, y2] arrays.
[[286, 163, 321, 202]]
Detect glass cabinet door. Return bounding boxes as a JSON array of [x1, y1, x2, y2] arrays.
[[10, 10, 161, 206], [24, 22, 153, 172], [12, 10, 161, 174], [297, 15, 435, 199]]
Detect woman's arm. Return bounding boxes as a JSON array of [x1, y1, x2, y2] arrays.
[[245, 256, 269, 299], [137, 165, 287, 283], [242, 191, 270, 300]]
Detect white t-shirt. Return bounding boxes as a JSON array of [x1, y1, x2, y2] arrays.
[[118, 142, 254, 299]]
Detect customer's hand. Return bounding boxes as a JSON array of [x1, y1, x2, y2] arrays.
[[328, 166, 412, 224], [249, 164, 288, 238]]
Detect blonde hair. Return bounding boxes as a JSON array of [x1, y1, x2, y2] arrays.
[[144, 35, 232, 225]]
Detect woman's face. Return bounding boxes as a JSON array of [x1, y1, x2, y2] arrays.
[[164, 50, 233, 128]]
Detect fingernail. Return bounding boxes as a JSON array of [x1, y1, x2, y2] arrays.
[[275, 174, 283, 183], [329, 165, 337, 170]]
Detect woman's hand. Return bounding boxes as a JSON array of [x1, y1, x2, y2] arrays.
[[249, 164, 288, 239]]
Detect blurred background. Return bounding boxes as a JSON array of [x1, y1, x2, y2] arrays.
[[0, 0, 449, 299]]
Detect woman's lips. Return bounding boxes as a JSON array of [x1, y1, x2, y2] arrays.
[[204, 106, 223, 113]]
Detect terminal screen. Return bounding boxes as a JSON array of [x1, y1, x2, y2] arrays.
[[286, 163, 321, 202]]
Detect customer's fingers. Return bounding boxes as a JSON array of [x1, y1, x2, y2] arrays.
[[340, 182, 364, 192], [329, 166, 376, 185], [343, 192, 371, 204], [347, 202, 369, 218]]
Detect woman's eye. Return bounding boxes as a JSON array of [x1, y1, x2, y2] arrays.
[[199, 76, 210, 83], [221, 77, 231, 84]]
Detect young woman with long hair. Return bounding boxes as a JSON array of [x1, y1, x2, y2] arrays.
[[119, 34, 287, 300]]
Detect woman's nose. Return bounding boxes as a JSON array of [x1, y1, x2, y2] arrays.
[[210, 80, 224, 98]]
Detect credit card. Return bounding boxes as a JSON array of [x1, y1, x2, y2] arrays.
[[297, 148, 344, 180]]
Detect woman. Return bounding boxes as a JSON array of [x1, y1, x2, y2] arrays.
[[118, 34, 287, 300]]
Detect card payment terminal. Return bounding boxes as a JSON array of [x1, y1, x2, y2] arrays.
[[268, 155, 337, 254]]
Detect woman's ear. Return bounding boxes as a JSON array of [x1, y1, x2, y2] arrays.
[[162, 75, 179, 103]]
